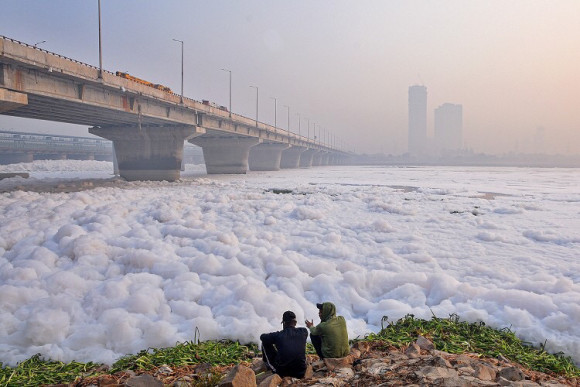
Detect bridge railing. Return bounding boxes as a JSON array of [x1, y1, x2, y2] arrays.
[[0, 35, 115, 76]]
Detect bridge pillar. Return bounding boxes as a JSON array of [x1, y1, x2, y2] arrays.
[[189, 136, 260, 174], [89, 126, 202, 181], [248, 143, 290, 171], [280, 146, 307, 169], [319, 152, 330, 166], [299, 149, 318, 168], [312, 151, 323, 166]]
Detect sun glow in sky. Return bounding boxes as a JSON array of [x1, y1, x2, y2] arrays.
[[1, 1, 579, 154]]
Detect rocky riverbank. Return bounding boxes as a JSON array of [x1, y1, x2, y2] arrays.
[[70, 336, 578, 387]]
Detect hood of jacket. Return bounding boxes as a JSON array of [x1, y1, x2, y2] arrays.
[[320, 302, 337, 322]]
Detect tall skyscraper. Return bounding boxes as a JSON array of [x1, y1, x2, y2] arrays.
[[434, 103, 463, 152], [408, 85, 427, 155]]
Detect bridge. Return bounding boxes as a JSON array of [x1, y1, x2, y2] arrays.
[[0, 35, 351, 181], [0, 130, 113, 164]]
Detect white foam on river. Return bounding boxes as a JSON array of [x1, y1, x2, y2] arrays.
[[1, 160, 579, 365]]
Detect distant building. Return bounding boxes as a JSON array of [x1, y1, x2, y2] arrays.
[[434, 103, 462, 153], [408, 85, 427, 155]]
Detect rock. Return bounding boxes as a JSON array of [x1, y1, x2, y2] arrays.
[[416, 335, 435, 351], [499, 366, 526, 381], [304, 364, 314, 379], [416, 365, 459, 380], [323, 356, 353, 371], [155, 365, 172, 375], [405, 343, 421, 358], [349, 348, 361, 359], [257, 373, 282, 387], [218, 364, 257, 387], [351, 341, 372, 354], [474, 362, 497, 381], [255, 371, 274, 385], [497, 354, 511, 364], [335, 367, 354, 379], [251, 358, 267, 374], [432, 355, 452, 368], [125, 374, 163, 387], [194, 362, 213, 375], [311, 360, 325, 370]]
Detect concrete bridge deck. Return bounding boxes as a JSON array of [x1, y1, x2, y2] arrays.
[[0, 35, 350, 180]]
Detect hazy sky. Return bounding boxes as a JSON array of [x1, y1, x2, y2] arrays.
[[1, 1, 579, 155]]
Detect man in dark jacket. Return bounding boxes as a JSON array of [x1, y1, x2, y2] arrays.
[[305, 302, 349, 359], [260, 311, 308, 378]]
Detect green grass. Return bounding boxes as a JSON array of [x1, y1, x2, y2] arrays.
[[109, 339, 258, 373], [362, 313, 580, 378], [1, 314, 578, 386]]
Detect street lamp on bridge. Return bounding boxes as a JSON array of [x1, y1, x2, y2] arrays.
[[284, 105, 290, 140], [249, 86, 259, 127], [220, 68, 232, 117], [270, 97, 277, 129], [296, 113, 301, 137], [33, 40, 46, 48], [97, 0, 103, 79], [172, 38, 184, 104]]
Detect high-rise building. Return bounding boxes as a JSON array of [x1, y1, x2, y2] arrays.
[[434, 103, 463, 152], [408, 85, 427, 155]]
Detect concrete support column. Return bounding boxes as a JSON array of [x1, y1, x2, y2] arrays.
[[249, 143, 290, 171], [90, 125, 201, 181], [312, 151, 323, 166], [319, 153, 329, 166], [299, 149, 318, 168], [280, 146, 307, 169], [190, 136, 260, 174]]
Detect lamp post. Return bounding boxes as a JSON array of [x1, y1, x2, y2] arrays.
[[97, 0, 103, 79], [270, 97, 277, 129], [313, 123, 316, 144], [33, 40, 46, 48], [172, 39, 184, 103], [249, 86, 259, 127], [284, 104, 290, 135], [220, 68, 232, 117], [306, 118, 310, 140], [296, 113, 301, 137]]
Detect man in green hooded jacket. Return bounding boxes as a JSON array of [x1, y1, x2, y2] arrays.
[[305, 302, 349, 359]]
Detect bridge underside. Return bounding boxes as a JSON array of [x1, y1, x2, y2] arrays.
[[1, 90, 173, 127]]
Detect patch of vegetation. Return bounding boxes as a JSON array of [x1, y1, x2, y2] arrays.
[[109, 340, 258, 373], [1, 315, 578, 385], [0, 354, 103, 387], [0, 340, 257, 387], [362, 314, 580, 378]]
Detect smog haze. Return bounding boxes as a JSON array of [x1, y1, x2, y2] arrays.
[[1, 0, 579, 156]]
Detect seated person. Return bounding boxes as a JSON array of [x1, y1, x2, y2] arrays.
[[305, 302, 349, 359], [260, 311, 308, 378]]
